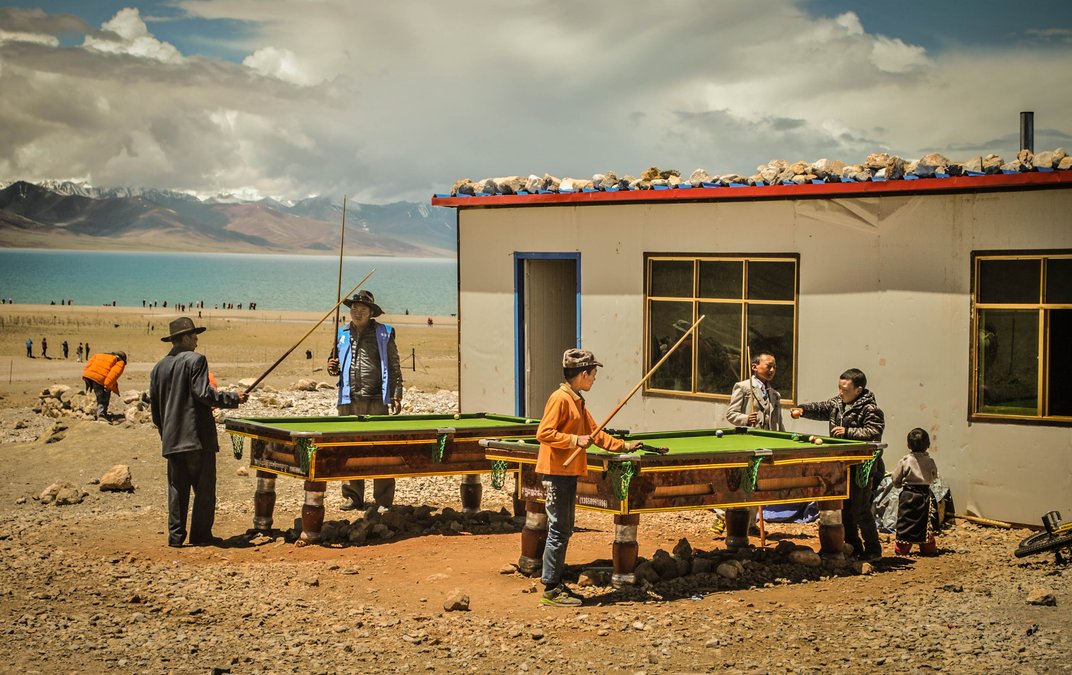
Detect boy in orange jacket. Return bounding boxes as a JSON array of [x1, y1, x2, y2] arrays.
[[535, 349, 641, 607], [82, 351, 127, 420]]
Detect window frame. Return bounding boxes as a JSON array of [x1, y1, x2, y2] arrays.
[[970, 249, 1072, 426], [643, 252, 799, 403]]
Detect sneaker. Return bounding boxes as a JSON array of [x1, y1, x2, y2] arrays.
[[541, 586, 582, 607], [339, 501, 364, 511]]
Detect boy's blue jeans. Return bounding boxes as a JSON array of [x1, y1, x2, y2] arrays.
[[540, 474, 578, 587]]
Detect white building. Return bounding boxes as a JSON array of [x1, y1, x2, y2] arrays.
[[433, 171, 1072, 525]]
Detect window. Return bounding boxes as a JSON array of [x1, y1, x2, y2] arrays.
[[972, 252, 1072, 423], [644, 254, 798, 401]]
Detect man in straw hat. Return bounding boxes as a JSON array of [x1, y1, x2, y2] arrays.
[[150, 317, 247, 548], [327, 289, 403, 511]]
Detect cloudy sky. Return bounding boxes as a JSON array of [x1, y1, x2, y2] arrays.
[[1, 1, 1071, 203]]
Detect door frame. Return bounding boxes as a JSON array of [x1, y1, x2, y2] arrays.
[[513, 252, 581, 416]]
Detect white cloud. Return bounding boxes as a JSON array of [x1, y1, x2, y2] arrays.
[[871, 36, 931, 73], [0, 30, 59, 47], [243, 46, 317, 86], [0, 2, 1069, 202], [83, 8, 183, 64]]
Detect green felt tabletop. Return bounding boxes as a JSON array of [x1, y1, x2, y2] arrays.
[[493, 428, 867, 457], [230, 413, 537, 435], [623, 429, 858, 455]]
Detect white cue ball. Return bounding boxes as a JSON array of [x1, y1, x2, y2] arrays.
[[453, 414, 461, 419], [813, 437, 823, 445], [715, 430, 724, 438]]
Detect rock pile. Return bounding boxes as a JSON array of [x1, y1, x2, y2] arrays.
[[269, 504, 519, 547], [448, 148, 1071, 196], [34, 385, 153, 425], [30, 382, 460, 434]]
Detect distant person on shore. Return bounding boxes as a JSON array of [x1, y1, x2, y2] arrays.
[[77, 342, 84, 362], [25, 337, 32, 358], [150, 317, 246, 548], [327, 290, 403, 511], [41, 337, 48, 358], [62, 340, 69, 359], [82, 350, 127, 420], [85, 342, 91, 358]]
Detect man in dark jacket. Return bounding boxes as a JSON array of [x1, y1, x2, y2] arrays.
[[791, 368, 885, 561], [327, 290, 403, 510], [150, 317, 247, 548]]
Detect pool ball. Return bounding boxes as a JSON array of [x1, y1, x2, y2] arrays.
[[453, 414, 461, 419], [808, 435, 816, 443], [813, 437, 823, 445], [715, 430, 724, 438], [791, 433, 800, 441]]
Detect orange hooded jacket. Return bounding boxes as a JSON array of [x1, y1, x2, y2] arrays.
[[82, 352, 126, 394]]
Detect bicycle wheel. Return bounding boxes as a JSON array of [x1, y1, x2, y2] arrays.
[[1014, 530, 1072, 558]]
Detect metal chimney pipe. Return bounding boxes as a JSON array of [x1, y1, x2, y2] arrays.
[[1020, 111, 1034, 153]]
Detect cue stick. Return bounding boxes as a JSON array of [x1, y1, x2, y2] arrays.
[[243, 269, 376, 395], [561, 314, 706, 467], [329, 196, 348, 360]]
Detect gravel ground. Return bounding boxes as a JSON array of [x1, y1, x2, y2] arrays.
[[1, 387, 1069, 674]]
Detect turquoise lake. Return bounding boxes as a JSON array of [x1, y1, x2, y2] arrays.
[[0, 249, 457, 315]]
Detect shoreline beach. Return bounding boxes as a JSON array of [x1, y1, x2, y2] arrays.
[[0, 304, 459, 406]]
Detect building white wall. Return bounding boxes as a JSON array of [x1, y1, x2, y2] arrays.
[[458, 188, 1072, 524]]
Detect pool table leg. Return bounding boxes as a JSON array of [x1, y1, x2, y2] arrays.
[[518, 501, 547, 576], [612, 514, 640, 587], [460, 473, 482, 515], [817, 500, 847, 557], [724, 507, 752, 551], [296, 481, 326, 547], [252, 471, 277, 533]]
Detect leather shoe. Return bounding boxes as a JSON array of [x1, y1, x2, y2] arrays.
[[189, 536, 224, 547], [167, 541, 184, 548], [339, 501, 364, 511]]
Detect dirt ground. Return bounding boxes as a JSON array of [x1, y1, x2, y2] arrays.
[[1, 305, 1069, 674]]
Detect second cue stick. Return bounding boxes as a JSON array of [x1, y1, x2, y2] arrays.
[[561, 314, 706, 468]]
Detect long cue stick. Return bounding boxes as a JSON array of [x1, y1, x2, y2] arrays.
[[329, 196, 348, 360], [244, 269, 375, 395], [561, 314, 706, 467]]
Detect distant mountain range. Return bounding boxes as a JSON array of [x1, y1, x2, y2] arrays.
[[0, 181, 456, 257]]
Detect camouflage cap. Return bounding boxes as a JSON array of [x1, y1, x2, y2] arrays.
[[562, 348, 603, 369]]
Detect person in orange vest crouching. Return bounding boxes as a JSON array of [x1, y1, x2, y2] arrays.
[[82, 351, 127, 420]]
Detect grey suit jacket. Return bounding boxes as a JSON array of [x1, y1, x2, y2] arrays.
[[725, 376, 785, 431]]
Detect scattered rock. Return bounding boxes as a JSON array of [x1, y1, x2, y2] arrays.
[[99, 464, 134, 492], [1026, 588, 1057, 607], [443, 590, 470, 612]]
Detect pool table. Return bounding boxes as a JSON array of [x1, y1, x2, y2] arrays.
[[481, 427, 884, 585], [225, 413, 539, 544]]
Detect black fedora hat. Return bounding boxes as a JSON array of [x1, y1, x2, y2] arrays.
[[342, 290, 383, 317], [161, 316, 207, 342]]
